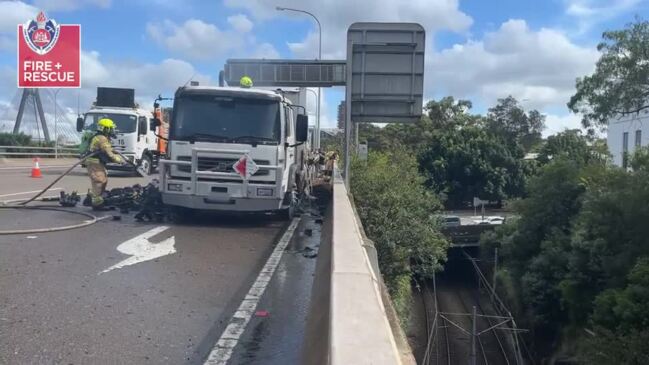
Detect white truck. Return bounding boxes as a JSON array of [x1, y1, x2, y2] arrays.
[[157, 84, 309, 219], [76, 87, 166, 175]]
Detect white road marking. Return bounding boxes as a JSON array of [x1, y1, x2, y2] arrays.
[[204, 218, 301, 365], [100, 226, 175, 274], [0, 188, 62, 198]]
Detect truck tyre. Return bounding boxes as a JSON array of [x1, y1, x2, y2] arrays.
[[168, 206, 193, 223], [139, 155, 153, 175]]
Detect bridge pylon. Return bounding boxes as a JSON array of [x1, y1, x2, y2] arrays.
[[13, 88, 50, 142]]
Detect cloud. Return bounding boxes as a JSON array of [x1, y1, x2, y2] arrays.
[[427, 19, 599, 110], [563, 0, 644, 32], [147, 19, 239, 61], [544, 113, 583, 136], [227, 14, 253, 33], [74, 51, 211, 106], [0, 1, 38, 33], [33, 0, 112, 11], [252, 42, 279, 58], [147, 17, 278, 61], [226, 0, 472, 59]]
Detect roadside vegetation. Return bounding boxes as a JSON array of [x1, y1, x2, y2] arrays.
[[0, 132, 57, 157], [481, 18, 649, 362], [482, 147, 649, 362], [328, 18, 649, 361], [350, 151, 448, 321], [0, 132, 53, 147]]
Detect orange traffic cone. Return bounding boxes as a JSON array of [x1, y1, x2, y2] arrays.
[[31, 157, 42, 178]]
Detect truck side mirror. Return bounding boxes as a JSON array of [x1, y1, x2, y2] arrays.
[[76, 116, 84, 132], [150, 118, 161, 131], [296, 114, 308, 143], [137, 117, 147, 136]]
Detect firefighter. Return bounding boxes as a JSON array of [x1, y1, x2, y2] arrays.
[[86, 118, 123, 210], [240, 75, 253, 88]]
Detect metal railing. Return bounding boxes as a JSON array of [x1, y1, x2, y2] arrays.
[[0, 145, 79, 158]]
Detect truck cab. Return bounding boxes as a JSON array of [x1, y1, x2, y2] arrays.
[[76, 87, 165, 175], [159, 85, 308, 218]]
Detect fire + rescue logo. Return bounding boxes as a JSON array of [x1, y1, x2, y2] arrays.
[[22, 11, 60, 55], [17, 11, 80, 88]]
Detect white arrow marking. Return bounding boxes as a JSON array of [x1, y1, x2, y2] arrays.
[[100, 226, 175, 274]]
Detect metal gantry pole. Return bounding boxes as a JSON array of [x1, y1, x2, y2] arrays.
[[344, 39, 353, 187], [306, 88, 318, 149]]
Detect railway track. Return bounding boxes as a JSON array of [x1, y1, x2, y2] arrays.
[[421, 254, 514, 365]]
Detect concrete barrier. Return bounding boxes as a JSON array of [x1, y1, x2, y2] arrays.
[[303, 164, 411, 364]]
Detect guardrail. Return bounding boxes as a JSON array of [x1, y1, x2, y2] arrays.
[[0, 145, 78, 158], [303, 163, 407, 364]]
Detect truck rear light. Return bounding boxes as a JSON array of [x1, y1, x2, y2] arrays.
[[257, 188, 274, 197]]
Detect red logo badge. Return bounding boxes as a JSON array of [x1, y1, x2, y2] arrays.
[[17, 11, 80, 88]]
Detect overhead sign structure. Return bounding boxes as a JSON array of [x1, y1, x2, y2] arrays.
[[17, 11, 80, 88], [224, 59, 346, 87], [233, 154, 259, 180], [347, 22, 425, 123], [221, 22, 426, 186]]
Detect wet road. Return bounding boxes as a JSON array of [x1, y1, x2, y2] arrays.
[[0, 160, 322, 364], [0, 211, 289, 364]]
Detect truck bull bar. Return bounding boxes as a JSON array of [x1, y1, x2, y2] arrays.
[[159, 148, 283, 199]]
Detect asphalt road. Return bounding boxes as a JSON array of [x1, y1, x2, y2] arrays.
[[0, 160, 319, 364], [0, 160, 146, 204]]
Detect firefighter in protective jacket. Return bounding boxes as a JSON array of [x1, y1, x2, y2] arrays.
[[86, 118, 123, 209]]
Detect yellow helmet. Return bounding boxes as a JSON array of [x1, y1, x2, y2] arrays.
[[240, 75, 253, 88], [97, 118, 116, 132]]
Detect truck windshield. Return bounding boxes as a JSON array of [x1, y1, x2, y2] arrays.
[[171, 95, 280, 144], [84, 113, 137, 134]]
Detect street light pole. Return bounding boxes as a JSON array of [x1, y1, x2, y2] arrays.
[[276, 6, 321, 150], [305, 88, 318, 146], [53, 88, 62, 159]]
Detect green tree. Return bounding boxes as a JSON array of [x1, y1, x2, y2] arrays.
[[578, 328, 649, 365], [351, 150, 448, 281], [579, 258, 649, 364], [351, 150, 449, 320], [483, 159, 588, 335], [425, 96, 475, 129], [419, 125, 527, 207], [537, 129, 609, 165], [487, 96, 545, 151], [568, 19, 649, 131], [591, 257, 649, 332], [358, 96, 479, 153], [559, 152, 649, 323]]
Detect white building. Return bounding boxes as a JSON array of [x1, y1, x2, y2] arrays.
[[607, 110, 649, 167]]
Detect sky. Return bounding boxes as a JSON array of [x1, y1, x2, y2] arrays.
[[0, 0, 647, 138]]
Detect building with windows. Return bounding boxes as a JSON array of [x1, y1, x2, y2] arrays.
[[607, 110, 649, 167]]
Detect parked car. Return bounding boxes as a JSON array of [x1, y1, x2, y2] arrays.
[[442, 215, 462, 227], [472, 216, 505, 225]]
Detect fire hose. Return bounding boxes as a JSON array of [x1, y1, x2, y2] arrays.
[[0, 151, 145, 235]]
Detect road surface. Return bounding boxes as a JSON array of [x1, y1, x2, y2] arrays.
[[0, 159, 321, 364]]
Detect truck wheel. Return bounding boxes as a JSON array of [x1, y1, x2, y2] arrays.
[[139, 155, 153, 175], [168, 206, 193, 223]]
